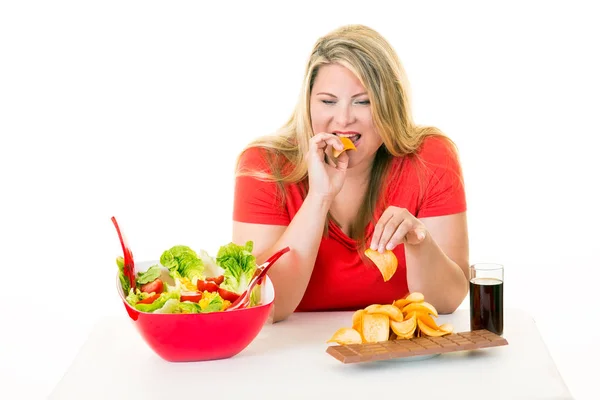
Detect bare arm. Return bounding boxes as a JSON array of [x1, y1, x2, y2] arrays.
[[370, 207, 469, 314], [232, 193, 332, 322], [404, 212, 469, 314], [232, 133, 348, 322]]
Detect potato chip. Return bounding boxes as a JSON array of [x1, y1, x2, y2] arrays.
[[352, 309, 365, 327], [393, 292, 424, 311], [332, 136, 357, 158], [405, 292, 424, 303], [364, 248, 398, 282], [365, 304, 403, 322], [414, 312, 441, 331], [417, 318, 448, 337], [326, 327, 363, 345], [402, 301, 438, 317], [361, 313, 390, 343], [393, 298, 411, 309], [390, 312, 417, 337], [351, 309, 366, 341], [438, 323, 454, 334]]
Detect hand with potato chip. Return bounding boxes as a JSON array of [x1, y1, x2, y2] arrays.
[[306, 132, 351, 201], [369, 206, 427, 253]]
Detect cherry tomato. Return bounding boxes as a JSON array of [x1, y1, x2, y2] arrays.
[[197, 280, 219, 292], [180, 292, 203, 302], [206, 275, 225, 285], [218, 287, 240, 302], [140, 279, 163, 294], [137, 292, 160, 304]]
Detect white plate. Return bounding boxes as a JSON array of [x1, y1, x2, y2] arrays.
[[394, 353, 440, 362]]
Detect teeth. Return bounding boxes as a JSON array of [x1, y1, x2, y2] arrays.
[[334, 133, 361, 144]]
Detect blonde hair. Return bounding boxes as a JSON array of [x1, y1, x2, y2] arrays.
[[236, 24, 451, 248]]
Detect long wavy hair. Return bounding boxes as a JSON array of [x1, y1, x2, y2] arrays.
[[235, 24, 451, 250]]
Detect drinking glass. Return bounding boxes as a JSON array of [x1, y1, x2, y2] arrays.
[[469, 263, 504, 335]]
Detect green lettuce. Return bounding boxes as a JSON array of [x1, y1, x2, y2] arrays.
[[249, 286, 261, 307], [125, 288, 159, 306], [154, 298, 180, 314], [118, 241, 265, 313], [201, 295, 224, 313], [132, 291, 180, 313], [135, 265, 162, 285], [160, 245, 204, 282], [216, 241, 257, 295], [179, 302, 201, 314], [198, 249, 224, 278], [116, 256, 130, 294], [125, 289, 143, 305]]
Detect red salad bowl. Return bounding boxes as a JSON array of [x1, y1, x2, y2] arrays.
[[117, 260, 275, 362]]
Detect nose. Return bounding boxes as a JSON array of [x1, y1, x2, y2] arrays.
[[334, 103, 355, 127]]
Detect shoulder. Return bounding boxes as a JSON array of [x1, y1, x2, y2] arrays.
[[236, 145, 285, 175], [238, 144, 300, 183], [416, 135, 461, 168], [237, 146, 272, 170], [385, 135, 466, 217], [388, 135, 461, 176], [403, 135, 463, 182], [385, 135, 464, 200]]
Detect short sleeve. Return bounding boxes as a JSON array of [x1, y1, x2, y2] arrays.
[[415, 137, 467, 218], [232, 147, 291, 225]]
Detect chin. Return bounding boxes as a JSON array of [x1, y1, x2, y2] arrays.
[[346, 157, 362, 169]]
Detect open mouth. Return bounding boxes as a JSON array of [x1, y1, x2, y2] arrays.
[[333, 132, 362, 145]]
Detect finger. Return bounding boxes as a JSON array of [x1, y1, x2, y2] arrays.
[[386, 219, 416, 250], [405, 228, 427, 245], [308, 134, 332, 160], [335, 150, 349, 172], [325, 145, 350, 168], [311, 133, 344, 151], [324, 145, 335, 165], [377, 215, 404, 253], [370, 208, 394, 250], [324, 153, 335, 168]]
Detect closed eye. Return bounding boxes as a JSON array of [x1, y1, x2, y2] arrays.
[[321, 100, 370, 105]]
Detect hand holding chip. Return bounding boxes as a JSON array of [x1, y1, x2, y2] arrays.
[[370, 206, 427, 252], [306, 132, 351, 201]]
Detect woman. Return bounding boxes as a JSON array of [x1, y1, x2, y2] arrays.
[[232, 24, 469, 322]]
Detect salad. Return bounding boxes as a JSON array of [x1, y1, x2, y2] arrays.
[[116, 241, 262, 313]]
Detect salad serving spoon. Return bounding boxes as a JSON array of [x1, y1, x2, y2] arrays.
[[226, 246, 291, 311], [111, 216, 136, 291]]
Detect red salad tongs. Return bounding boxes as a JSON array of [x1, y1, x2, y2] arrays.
[[111, 216, 136, 291], [226, 246, 290, 311]]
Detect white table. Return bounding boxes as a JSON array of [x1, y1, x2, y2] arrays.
[[49, 308, 572, 400]]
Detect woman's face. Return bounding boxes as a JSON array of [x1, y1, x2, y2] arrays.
[[310, 63, 383, 169]]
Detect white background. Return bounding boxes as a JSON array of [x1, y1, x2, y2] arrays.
[[1, 1, 598, 399]]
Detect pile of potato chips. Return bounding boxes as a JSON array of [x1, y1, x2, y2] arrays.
[[327, 292, 454, 345]]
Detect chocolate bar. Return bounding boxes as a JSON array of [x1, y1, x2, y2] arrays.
[[326, 329, 508, 363]]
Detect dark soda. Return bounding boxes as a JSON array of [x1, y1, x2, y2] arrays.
[[470, 277, 503, 335]]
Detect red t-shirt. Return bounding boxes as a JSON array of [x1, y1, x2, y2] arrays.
[[233, 136, 466, 312]]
